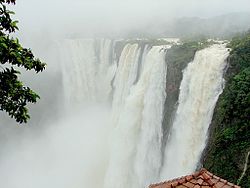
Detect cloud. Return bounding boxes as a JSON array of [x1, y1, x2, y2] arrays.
[[11, 0, 250, 38]]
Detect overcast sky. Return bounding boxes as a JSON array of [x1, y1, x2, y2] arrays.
[[11, 0, 250, 38]]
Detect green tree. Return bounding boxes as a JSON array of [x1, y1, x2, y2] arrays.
[[0, 0, 46, 123]]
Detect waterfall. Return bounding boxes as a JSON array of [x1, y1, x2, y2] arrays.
[[0, 38, 230, 188], [160, 43, 229, 180], [104, 45, 169, 188], [58, 39, 117, 109], [58, 39, 170, 187]]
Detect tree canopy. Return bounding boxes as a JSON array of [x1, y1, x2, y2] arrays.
[[0, 0, 46, 123]]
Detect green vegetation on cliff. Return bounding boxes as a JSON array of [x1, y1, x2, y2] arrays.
[[204, 32, 250, 187]]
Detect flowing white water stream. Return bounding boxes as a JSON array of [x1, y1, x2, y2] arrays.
[[105, 45, 168, 188], [160, 43, 229, 180], [59, 39, 117, 108]]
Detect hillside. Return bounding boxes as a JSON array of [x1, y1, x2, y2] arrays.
[[204, 31, 250, 187]]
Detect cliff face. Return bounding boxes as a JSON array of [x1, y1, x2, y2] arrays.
[[203, 32, 250, 187]]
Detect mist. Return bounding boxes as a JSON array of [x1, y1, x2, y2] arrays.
[[12, 0, 250, 39], [0, 105, 111, 188], [0, 0, 250, 188]]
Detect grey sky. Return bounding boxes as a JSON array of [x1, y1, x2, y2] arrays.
[[11, 0, 250, 37]]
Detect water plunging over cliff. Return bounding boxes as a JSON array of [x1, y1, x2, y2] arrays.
[[0, 39, 229, 188], [160, 44, 229, 180], [57, 39, 171, 187]]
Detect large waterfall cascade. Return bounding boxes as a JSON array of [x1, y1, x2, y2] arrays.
[[160, 43, 229, 180], [0, 39, 229, 188], [57, 39, 172, 188], [104, 45, 170, 188]]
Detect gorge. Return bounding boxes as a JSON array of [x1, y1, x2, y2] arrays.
[[0, 38, 232, 188]]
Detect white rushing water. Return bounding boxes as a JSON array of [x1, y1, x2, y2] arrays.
[[160, 43, 229, 180], [0, 39, 229, 188], [58, 39, 170, 188], [58, 39, 117, 109], [105, 45, 168, 188]]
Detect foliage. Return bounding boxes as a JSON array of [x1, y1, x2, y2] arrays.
[[0, 0, 45, 123], [204, 32, 250, 187]]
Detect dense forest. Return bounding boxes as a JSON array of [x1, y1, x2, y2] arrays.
[[203, 31, 250, 187]]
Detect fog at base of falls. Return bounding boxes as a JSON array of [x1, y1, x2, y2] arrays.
[[0, 38, 230, 188], [0, 39, 170, 188], [0, 104, 111, 188], [0, 39, 115, 188]]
